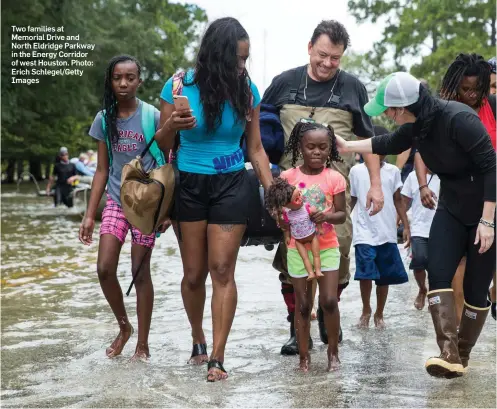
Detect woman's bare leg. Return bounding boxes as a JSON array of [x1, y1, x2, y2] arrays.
[[174, 221, 209, 364], [206, 224, 246, 381]]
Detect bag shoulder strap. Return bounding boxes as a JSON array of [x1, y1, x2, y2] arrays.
[[172, 71, 185, 97], [140, 102, 165, 166], [101, 110, 113, 167], [168, 72, 186, 163]]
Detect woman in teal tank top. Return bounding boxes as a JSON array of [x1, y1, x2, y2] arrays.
[[155, 17, 274, 382]]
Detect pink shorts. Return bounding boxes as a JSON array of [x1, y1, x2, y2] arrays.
[[100, 195, 155, 248]]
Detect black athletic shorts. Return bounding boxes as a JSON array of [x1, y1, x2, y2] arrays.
[[174, 169, 250, 224], [410, 236, 428, 271]]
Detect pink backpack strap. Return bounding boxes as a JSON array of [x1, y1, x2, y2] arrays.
[[172, 71, 185, 97], [168, 71, 186, 163]]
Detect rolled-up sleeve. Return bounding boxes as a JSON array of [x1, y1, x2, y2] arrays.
[[452, 112, 496, 202], [371, 124, 414, 155]]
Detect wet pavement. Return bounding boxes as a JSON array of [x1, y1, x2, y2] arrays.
[[1, 184, 496, 408]]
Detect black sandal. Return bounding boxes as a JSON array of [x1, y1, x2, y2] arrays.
[[188, 344, 208, 363], [207, 359, 227, 382]]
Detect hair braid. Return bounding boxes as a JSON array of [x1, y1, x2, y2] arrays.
[[284, 121, 343, 168], [102, 55, 142, 147], [440, 53, 491, 107]]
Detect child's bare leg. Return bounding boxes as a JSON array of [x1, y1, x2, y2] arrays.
[[311, 279, 318, 320], [374, 285, 389, 329], [358, 280, 372, 328], [97, 235, 134, 358], [292, 277, 313, 372], [295, 240, 315, 280], [310, 236, 323, 278], [413, 269, 427, 310], [318, 269, 340, 371]]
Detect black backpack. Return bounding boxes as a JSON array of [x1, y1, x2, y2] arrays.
[[241, 167, 283, 248]]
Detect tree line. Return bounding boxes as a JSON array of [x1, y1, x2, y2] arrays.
[[1, 0, 207, 182], [2, 0, 494, 181]]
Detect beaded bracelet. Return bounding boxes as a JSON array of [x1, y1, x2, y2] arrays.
[[479, 218, 495, 229], [419, 184, 428, 191]]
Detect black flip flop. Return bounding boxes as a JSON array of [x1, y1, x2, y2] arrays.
[[191, 343, 207, 357], [189, 343, 208, 362], [207, 359, 227, 382]]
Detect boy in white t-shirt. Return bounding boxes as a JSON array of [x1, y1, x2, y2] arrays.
[[350, 155, 409, 329], [401, 170, 440, 310]]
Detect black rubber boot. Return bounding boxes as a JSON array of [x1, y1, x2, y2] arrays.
[[281, 313, 298, 355], [281, 313, 313, 355], [317, 305, 343, 344]]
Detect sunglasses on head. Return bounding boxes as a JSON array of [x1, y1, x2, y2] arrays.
[[300, 117, 316, 124]]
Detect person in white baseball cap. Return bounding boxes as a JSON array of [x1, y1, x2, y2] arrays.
[[363, 72, 421, 117], [335, 72, 496, 379]]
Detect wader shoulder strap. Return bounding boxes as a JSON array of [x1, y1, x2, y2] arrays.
[[288, 66, 306, 105]]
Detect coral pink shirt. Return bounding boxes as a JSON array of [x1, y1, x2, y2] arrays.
[[281, 166, 346, 250]]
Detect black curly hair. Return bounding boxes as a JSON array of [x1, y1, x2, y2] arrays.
[[264, 177, 296, 215], [440, 53, 491, 107], [102, 55, 142, 147], [284, 121, 343, 168], [311, 20, 350, 50], [185, 17, 252, 134]]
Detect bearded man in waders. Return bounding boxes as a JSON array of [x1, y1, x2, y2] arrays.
[[262, 20, 384, 355]]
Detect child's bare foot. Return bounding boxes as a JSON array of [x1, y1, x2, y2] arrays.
[[414, 290, 427, 310], [131, 343, 150, 362], [106, 322, 134, 358], [327, 352, 340, 372], [298, 354, 311, 372], [357, 312, 371, 329], [315, 270, 324, 279], [374, 313, 386, 329]]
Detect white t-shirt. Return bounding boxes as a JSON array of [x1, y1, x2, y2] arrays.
[[350, 162, 403, 246], [401, 171, 440, 238]]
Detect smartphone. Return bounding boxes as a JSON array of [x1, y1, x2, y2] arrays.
[[173, 95, 191, 116]]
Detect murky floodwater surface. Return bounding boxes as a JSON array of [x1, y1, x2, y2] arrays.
[[1, 184, 496, 408]]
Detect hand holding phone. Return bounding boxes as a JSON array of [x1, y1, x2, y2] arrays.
[[173, 95, 192, 117], [168, 95, 196, 131]]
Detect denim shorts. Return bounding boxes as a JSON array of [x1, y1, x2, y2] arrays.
[[409, 236, 429, 270], [354, 243, 408, 286]]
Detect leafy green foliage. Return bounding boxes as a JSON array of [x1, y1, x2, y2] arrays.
[[1, 0, 207, 162], [347, 0, 495, 92]]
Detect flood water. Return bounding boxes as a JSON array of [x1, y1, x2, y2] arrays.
[[1, 183, 496, 408]]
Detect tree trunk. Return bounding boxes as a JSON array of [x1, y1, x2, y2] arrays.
[[16, 160, 24, 181], [45, 162, 52, 180], [491, 16, 496, 47], [29, 159, 42, 181], [4, 159, 15, 184], [432, 30, 438, 53]]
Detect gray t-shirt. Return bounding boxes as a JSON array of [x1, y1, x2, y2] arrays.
[[89, 99, 161, 206]]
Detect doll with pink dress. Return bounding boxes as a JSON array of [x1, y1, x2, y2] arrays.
[[266, 177, 323, 281]]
